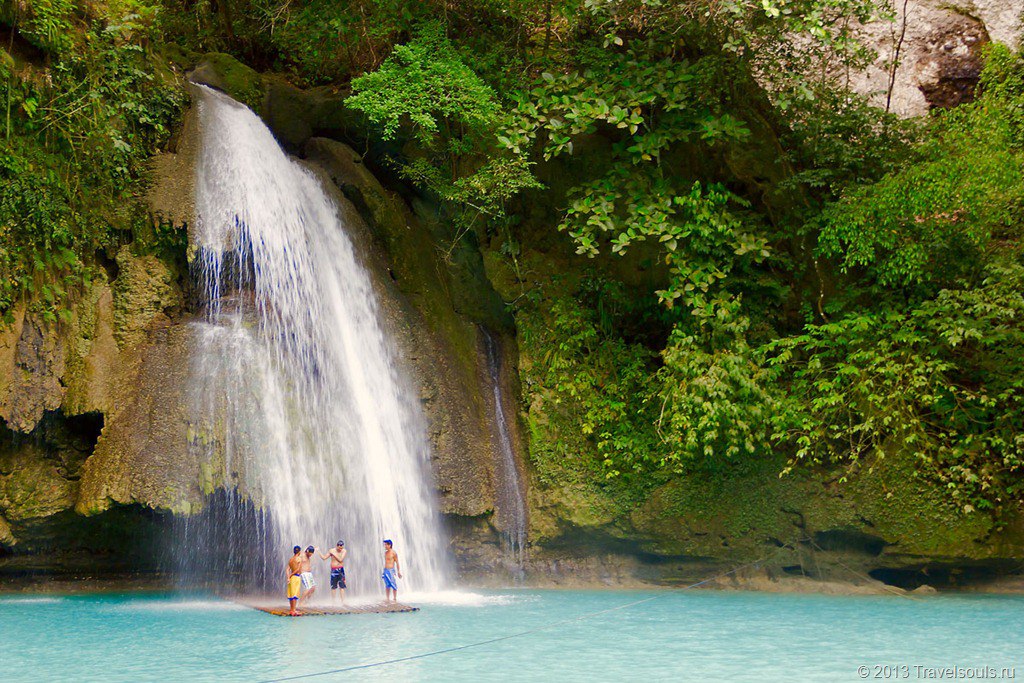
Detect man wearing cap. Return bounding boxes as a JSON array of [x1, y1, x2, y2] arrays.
[[286, 545, 303, 616], [299, 545, 317, 605], [319, 541, 347, 603]]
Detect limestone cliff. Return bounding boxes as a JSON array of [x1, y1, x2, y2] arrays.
[[3, 50, 1022, 592], [0, 246, 190, 552], [850, 0, 1022, 116]]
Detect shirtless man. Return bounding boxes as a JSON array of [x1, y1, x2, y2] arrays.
[[299, 545, 317, 605], [285, 545, 303, 616], [319, 540, 347, 603], [381, 539, 402, 603]]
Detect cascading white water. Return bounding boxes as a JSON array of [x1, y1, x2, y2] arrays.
[[481, 330, 527, 563], [186, 85, 449, 597]]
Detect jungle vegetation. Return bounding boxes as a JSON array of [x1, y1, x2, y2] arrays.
[[2, 0, 1022, 519]]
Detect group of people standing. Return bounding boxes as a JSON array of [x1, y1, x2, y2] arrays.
[[285, 539, 403, 616]]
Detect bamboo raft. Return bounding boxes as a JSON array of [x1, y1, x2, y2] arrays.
[[248, 602, 419, 617]]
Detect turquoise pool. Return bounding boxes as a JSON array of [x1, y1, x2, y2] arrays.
[[1, 589, 1020, 681]]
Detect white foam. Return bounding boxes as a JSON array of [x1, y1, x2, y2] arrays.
[[292, 589, 524, 607], [399, 590, 530, 607], [0, 597, 64, 604]]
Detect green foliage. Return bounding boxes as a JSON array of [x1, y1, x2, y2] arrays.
[[349, 23, 501, 143], [517, 278, 671, 483], [657, 323, 779, 462], [780, 87, 919, 198], [817, 45, 1024, 291], [17, 0, 77, 55], [0, 2, 184, 322], [348, 23, 540, 230], [503, 47, 770, 317], [761, 46, 1024, 515], [502, 54, 746, 161], [517, 263, 783, 482], [267, 0, 414, 83], [495, 36, 784, 476], [0, 145, 85, 322], [767, 264, 1024, 513]]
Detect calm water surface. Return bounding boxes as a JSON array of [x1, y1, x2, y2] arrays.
[[1, 589, 1020, 682]]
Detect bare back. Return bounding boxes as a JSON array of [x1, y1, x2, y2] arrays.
[[288, 554, 303, 575]]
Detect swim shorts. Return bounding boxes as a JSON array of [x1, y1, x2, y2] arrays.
[[287, 574, 301, 600], [382, 568, 398, 591], [300, 571, 316, 590], [330, 567, 346, 590]]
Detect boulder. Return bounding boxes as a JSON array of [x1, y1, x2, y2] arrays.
[[188, 52, 263, 110], [263, 78, 364, 151]]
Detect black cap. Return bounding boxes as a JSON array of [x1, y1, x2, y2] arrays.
[[337, 540, 344, 546], [306, 545, 315, 553], [293, 545, 301, 553]]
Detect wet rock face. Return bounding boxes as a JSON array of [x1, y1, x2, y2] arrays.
[[0, 248, 193, 548], [0, 312, 65, 433], [188, 53, 264, 110], [0, 411, 103, 544]]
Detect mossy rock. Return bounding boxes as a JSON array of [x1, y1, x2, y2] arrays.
[[0, 447, 76, 522], [627, 457, 806, 557], [112, 246, 182, 351], [157, 42, 199, 72], [190, 53, 264, 111], [263, 78, 365, 150], [801, 452, 997, 559], [62, 282, 120, 416]]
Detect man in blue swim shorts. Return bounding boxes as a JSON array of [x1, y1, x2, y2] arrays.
[[382, 539, 402, 603], [319, 540, 347, 603]]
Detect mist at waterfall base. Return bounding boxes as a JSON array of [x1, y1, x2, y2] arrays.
[[173, 85, 449, 598]]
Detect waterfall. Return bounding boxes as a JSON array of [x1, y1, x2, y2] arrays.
[[481, 329, 527, 563], [183, 85, 449, 597]]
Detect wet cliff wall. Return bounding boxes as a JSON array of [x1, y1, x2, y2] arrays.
[[0, 53, 529, 577]]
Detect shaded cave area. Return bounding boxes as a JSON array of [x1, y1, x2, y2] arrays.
[[867, 562, 1021, 592], [0, 505, 171, 580], [1, 410, 173, 584]]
